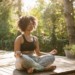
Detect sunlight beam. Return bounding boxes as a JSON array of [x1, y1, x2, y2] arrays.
[[21, 0, 37, 12]]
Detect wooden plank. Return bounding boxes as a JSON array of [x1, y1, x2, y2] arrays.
[[13, 56, 75, 75], [0, 65, 15, 75], [0, 51, 75, 75], [13, 69, 56, 75], [0, 67, 12, 75]]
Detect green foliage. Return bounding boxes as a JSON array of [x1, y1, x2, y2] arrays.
[[56, 39, 69, 55], [38, 34, 68, 55], [0, 0, 70, 56], [64, 45, 71, 51], [64, 44, 75, 54], [26, 0, 69, 55], [43, 2, 67, 39], [0, 0, 17, 50], [0, 1, 10, 41], [0, 1, 10, 38]]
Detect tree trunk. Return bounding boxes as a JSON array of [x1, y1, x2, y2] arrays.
[[63, 0, 75, 44], [17, 0, 21, 18]]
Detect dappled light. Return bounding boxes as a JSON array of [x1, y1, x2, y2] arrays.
[[0, 0, 75, 75], [0, 51, 15, 67], [21, 0, 37, 12]]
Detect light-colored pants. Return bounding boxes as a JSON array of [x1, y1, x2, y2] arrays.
[[15, 54, 55, 71]]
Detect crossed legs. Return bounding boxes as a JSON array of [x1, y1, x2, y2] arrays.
[[15, 54, 56, 73]]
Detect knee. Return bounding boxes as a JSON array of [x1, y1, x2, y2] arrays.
[[47, 54, 55, 65], [15, 58, 24, 70], [39, 54, 55, 67], [50, 55, 55, 63]]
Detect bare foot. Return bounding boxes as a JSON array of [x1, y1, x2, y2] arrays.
[[27, 68, 34, 74], [45, 65, 56, 71], [50, 49, 57, 55]]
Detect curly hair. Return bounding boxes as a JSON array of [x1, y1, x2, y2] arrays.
[[29, 16, 37, 25], [18, 16, 37, 32]]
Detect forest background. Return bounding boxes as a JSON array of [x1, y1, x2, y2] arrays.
[[0, 0, 75, 56]]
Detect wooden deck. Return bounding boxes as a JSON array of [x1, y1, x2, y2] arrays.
[[0, 50, 75, 75]]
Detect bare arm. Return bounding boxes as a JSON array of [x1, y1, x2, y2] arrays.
[[14, 35, 22, 58], [34, 37, 57, 56], [34, 37, 49, 56]]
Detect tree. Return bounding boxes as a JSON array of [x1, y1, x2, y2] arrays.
[[30, 0, 46, 35], [17, 0, 22, 18], [63, 0, 75, 44], [43, 1, 67, 38], [0, 0, 18, 50]]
